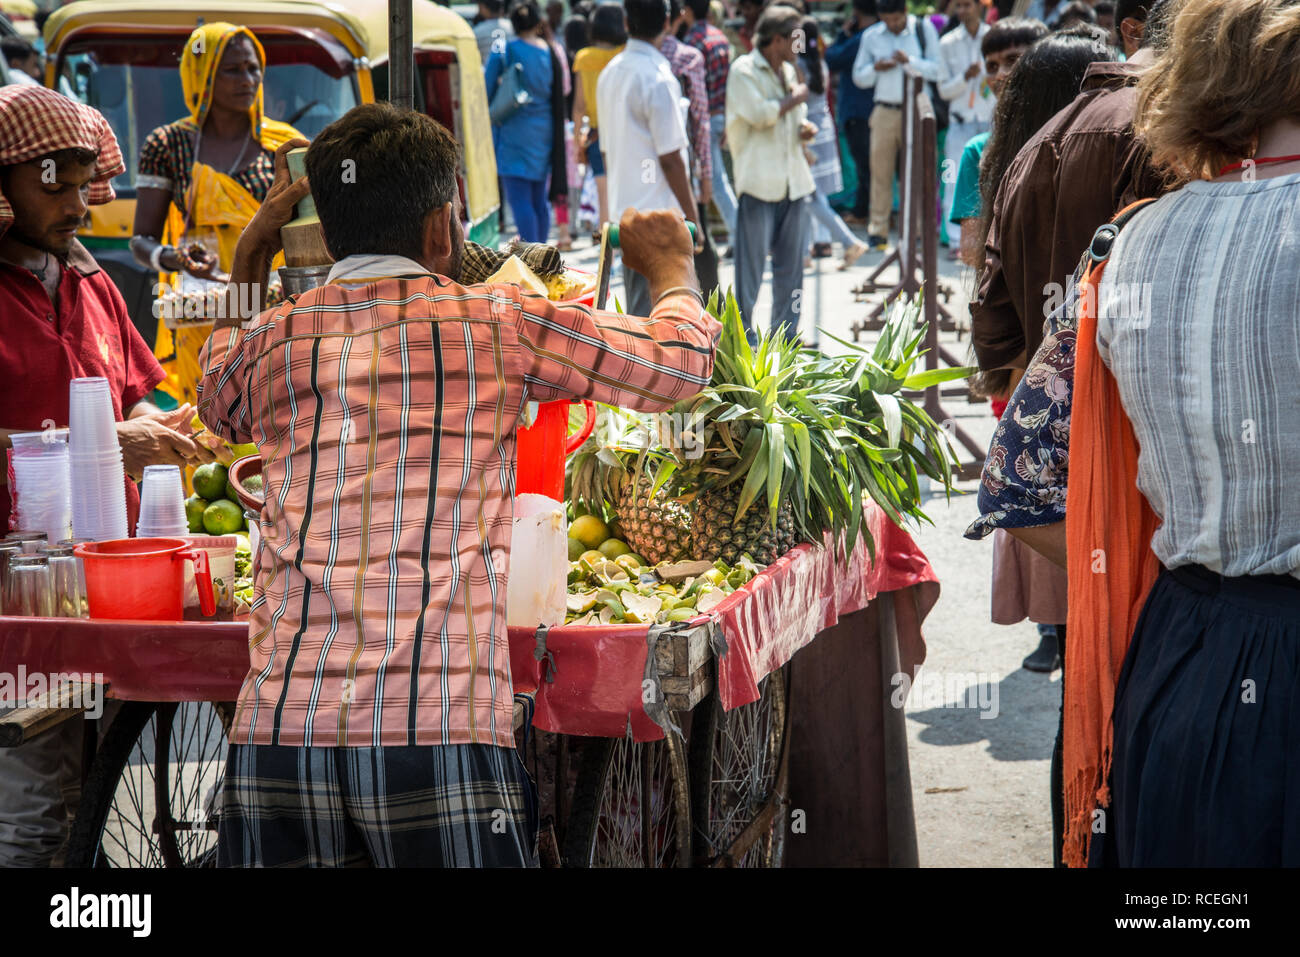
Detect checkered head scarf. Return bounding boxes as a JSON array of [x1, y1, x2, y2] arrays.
[[0, 85, 124, 240]]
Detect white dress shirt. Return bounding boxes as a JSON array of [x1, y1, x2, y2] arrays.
[[937, 22, 995, 124], [851, 16, 943, 106], [596, 38, 691, 220]]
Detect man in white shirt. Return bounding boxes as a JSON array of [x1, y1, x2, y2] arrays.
[[937, 0, 993, 257], [1, 38, 42, 87], [725, 5, 816, 339], [851, 0, 942, 249], [597, 0, 703, 316]]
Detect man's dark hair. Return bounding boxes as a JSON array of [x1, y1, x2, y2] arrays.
[[1115, 0, 1150, 23], [625, 0, 670, 39], [480, 0, 506, 15], [686, 0, 711, 21], [668, 0, 683, 20], [1053, 1, 1097, 28], [1094, 1, 1116, 17], [564, 14, 591, 53], [1, 36, 37, 64], [306, 103, 458, 261], [755, 4, 801, 46], [851, 0, 878, 17], [510, 1, 542, 33], [590, 2, 628, 43], [875, 0, 906, 15], [981, 15, 1049, 56]]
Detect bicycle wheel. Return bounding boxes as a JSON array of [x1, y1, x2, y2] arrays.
[[688, 667, 789, 867], [65, 701, 234, 868], [563, 732, 690, 868]]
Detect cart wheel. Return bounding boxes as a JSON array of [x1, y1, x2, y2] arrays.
[[563, 731, 691, 868], [65, 701, 235, 868], [689, 668, 789, 867]]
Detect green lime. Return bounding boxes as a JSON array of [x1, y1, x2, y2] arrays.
[[185, 495, 209, 533], [597, 538, 631, 559], [568, 537, 586, 561], [202, 499, 244, 535], [225, 479, 240, 503], [192, 462, 229, 501]]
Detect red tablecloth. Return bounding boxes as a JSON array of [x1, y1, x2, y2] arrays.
[[509, 501, 939, 741]]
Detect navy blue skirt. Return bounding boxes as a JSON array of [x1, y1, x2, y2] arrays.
[[1092, 564, 1300, 867]]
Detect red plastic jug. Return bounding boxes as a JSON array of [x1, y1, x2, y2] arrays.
[[75, 538, 216, 621], [516, 400, 596, 501]]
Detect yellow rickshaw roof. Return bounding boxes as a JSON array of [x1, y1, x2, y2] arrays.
[[45, 1, 373, 58], [45, 0, 479, 63]]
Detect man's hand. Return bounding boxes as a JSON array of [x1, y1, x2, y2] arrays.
[[799, 120, 817, 141], [779, 82, 809, 116], [964, 62, 981, 81], [239, 138, 312, 260], [893, 49, 909, 65], [698, 177, 713, 209], [875, 58, 898, 71], [116, 407, 215, 481], [617, 208, 698, 305], [179, 245, 228, 283]]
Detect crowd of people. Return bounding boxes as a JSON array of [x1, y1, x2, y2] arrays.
[[1, 0, 1297, 871]]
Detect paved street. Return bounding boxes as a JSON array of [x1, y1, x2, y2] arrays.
[[564, 228, 1058, 867]]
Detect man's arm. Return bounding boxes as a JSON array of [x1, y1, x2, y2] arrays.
[[1008, 522, 1067, 569], [851, 27, 882, 88], [935, 38, 967, 102], [727, 63, 786, 129], [515, 209, 718, 411], [685, 58, 713, 187], [971, 143, 1055, 373]]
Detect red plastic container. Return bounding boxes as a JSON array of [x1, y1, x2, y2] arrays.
[[516, 400, 596, 500], [74, 538, 215, 621]]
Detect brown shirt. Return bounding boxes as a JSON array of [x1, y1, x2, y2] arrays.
[[971, 60, 1167, 372]]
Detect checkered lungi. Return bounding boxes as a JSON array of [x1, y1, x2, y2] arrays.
[[216, 743, 538, 867]]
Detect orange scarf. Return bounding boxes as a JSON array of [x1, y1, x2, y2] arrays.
[[1061, 202, 1161, 867]]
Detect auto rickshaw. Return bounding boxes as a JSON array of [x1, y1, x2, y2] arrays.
[[42, 0, 499, 348]]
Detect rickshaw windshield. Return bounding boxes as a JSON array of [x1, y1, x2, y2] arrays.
[[55, 29, 360, 197]]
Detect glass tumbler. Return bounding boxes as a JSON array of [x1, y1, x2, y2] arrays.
[[5, 554, 54, 618], [41, 544, 87, 619]]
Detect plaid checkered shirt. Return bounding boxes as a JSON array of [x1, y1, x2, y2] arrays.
[[660, 35, 713, 187], [683, 21, 732, 118], [198, 274, 719, 748]]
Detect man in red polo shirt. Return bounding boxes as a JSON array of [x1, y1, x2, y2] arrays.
[[0, 85, 211, 867], [0, 85, 211, 535]]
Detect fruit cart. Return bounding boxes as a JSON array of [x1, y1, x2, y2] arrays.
[[0, 497, 936, 868]]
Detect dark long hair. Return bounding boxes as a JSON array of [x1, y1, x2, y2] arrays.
[[797, 17, 825, 95], [973, 27, 1113, 396]]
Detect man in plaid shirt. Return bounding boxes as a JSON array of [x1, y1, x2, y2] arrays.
[[199, 103, 719, 867], [682, 0, 740, 241]]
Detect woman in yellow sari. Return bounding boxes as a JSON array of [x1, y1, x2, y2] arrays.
[[130, 23, 304, 407]]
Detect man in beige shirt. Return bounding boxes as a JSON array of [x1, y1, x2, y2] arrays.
[[724, 4, 816, 339]]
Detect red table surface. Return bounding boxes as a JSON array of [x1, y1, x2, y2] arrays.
[[0, 505, 938, 739]]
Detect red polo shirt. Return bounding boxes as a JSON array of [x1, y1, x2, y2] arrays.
[[1, 241, 164, 532]]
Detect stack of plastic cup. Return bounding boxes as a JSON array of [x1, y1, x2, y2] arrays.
[[9, 429, 72, 543], [137, 465, 189, 538], [68, 377, 128, 541]]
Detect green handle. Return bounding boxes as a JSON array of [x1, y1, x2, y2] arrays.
[[606, 221, 697, 247], [286, 147, 317, 221]]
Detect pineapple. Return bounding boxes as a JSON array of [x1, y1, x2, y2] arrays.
[[691, 484, 797, 566], [612, 471, 692, 565]]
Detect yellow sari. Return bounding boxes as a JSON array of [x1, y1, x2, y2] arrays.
[[153, 23, 301, 406]]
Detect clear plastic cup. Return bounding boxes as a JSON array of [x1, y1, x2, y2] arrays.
[[139, 465, 187, 534], [68, 378, 119, 454], [9, 429, 69, 456]]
